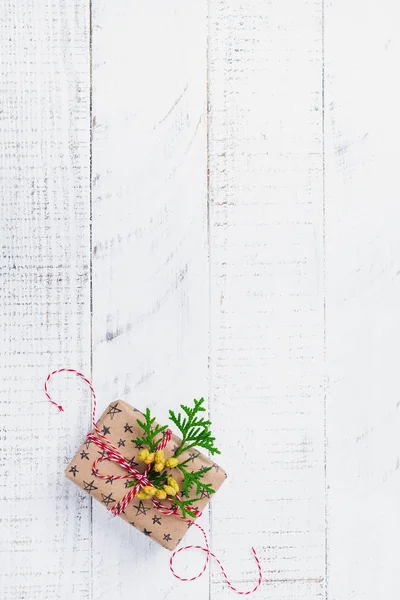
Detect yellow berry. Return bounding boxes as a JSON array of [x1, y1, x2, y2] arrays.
[[153, 460, 165, 473], [135, 491, 150, 500], [155, 488, 167, 500], [144, 452, 155, 465], [163, 484, 177, 497], [138, 448, 149, 461], [142, 486, 156, 496], [167, 476, 179, 492], [154, 450, 165, 462], [165, 457, 179, 468]]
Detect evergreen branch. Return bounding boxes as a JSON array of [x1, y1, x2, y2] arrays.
[[169, 398, 220, 456], [172, 496, 201, 519], [133, 407, 168, 452], [178, 465, 215, 498]]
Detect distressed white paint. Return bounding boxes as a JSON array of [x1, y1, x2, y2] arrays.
[[1, 0, 400, 599], [325, 1, 400, 598], [208, 2, 325, 598], [0, 1, 91, 599], [91, 2, 209, 600]]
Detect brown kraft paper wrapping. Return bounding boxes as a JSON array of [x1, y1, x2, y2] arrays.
[[65, 400, 227, 550]]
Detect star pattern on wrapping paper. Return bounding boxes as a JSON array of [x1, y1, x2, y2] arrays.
[[125, 480, 134, 489], [163, 533, 172, 542], [187, 521, 193, 528], [84, 439, 92, 449], [117, 439, 126, 448], [133, 407, 143, 414], [134, 441, 144, 450], [83, 480, 98, 494], [127, 457, 139, 468], [143, 528, 152, 536], [172, 444, 180, 455], [80, 450, 90, 460], [152, 515, 161, 525], [188, 452, 198, 462], [107, 402, 122, 419], [200, 488, 211, 500], [133, 500, 151, 516], [105, 476, 114, 485], [212, 463, 220, 472], [97, 449, 108, 459], [129, 521, 135, 527], [101, 492, 116, 507], [124, 423, 134, 433], [69, 465, 79, 477], [101, 425, 111, 436]]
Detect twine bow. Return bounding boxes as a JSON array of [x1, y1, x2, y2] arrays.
[[45, 368, 262, 596]]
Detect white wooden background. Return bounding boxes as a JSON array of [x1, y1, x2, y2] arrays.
[[1, 1, 399, 599]]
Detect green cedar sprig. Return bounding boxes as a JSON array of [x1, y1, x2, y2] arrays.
[[130, 399, 220, 512], [178, 464, 215, 498], [169, 398, 220, 457], [132, 407, 168, 452], [171, 496, 201, 519]]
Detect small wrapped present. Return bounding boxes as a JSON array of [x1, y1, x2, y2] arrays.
[[65, 400, 226, 550]]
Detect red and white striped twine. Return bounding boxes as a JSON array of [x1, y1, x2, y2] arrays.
[[45, 368, 263, 595]]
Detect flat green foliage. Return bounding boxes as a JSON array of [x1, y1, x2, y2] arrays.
[[132, 407, 168, 452], [178, 464, 215, 498], [130, 399, 220, 516], [169, 398, 220, 457], [171, 496, 201, 519]]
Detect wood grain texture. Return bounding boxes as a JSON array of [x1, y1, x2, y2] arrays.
[[91, 2, 208, 599], [208, 1, 325, 598], [0, 1, 91, 599], [325, 1, 400, 598], [2, 0, 400, 598]]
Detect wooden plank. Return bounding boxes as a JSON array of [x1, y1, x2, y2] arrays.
[[0, 1, 90, 599], [208, 1, 326, 598], [325, 1, 400, 598], [91, 2, 208, 598]]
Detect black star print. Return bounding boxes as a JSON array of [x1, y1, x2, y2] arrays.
[[134, 441, 144, 450], [129, 521, 135, 527], [163, 533, 172, 542], [101, 425, 111, 436], [143, 528, 152, 536], [97, 449, 108, 459], [105, 476, 114, 485], [84, 439, 92, 449], [133, 500, 151, 516], [107, 402, 122, 419], [187, 521, 193, 528], [69, 465, 79, 477], [83, 480, 98, 494], [133, 407, 143, 414], [172, 444, 180, 455], [124, 423, 134, 433], [212, 463, 220, 472], [127, 457, 139, 467], [177, 538, 182, 545], [188, 452, 198, 462], [101, 492, 116, 507], [80, 450, 90, 460], [117, 439, 126, 448], [200, 488, 211, 500], [125, 480, 134, 488], [152, 515, 162, 525]]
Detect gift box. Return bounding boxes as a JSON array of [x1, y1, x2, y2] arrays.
[[65, 400, 227, 550]]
